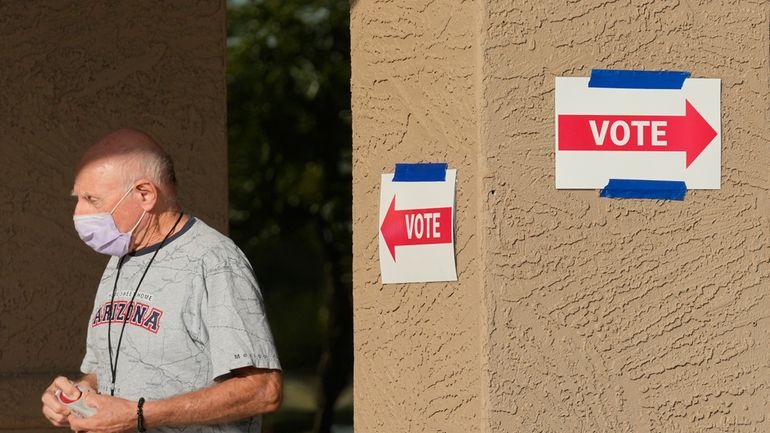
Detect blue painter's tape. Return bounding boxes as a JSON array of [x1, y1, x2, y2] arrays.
[[588, 69, 690, 89], [393, 163, 448, 182], [600, 179, 687, 201]]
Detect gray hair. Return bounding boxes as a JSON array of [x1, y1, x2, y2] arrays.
[[120, 147, 177, 192]]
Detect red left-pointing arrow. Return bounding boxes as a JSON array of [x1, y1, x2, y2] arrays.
[[380, 196, 453, 262]]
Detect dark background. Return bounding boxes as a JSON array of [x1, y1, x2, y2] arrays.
[[0, 1, 348, 430], [0, 2, 230, 431], [227, 1, 352, 432]]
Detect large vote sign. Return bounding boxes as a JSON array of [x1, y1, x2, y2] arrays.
[[555, 70, 721, 189], [379, 163, 457, 284]]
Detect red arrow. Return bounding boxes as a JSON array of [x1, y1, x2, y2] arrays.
[[558, 99, 717, 168], [380, 196, 453, 261]]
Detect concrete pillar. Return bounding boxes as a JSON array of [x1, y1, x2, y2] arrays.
[[351, 0, 484, 432], [0, 2, 226, 431], [352, 1, 770, 432]]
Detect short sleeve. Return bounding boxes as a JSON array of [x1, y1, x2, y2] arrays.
[[201, 250, 281, 380], [80, 315, 99, 375]]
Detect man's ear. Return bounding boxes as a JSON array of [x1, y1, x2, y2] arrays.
[[134, 179, 158, 211]]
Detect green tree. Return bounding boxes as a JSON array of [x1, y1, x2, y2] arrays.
[[227, 1, 352, 432]]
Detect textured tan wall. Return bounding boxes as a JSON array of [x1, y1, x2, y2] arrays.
[[0, 1, 226, 430], [351, 0, 484, 432], [353, 1, 770, 432], [482, 2, 770, 432]]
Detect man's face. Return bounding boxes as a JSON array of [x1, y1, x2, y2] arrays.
[[72, 160, 142, 233]]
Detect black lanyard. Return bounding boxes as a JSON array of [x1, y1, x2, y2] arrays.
[[107, 212, 183, 396]]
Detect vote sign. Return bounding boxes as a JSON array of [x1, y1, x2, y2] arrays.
[[555, 76, 721, 189], [379, 167, 457, 284], [380, 197, 452, 260]]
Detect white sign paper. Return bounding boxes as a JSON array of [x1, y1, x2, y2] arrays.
[[379, 169, 457, 284], [555, 77, 721, 189]]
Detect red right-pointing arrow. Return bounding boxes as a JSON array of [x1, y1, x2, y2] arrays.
[[558, 99, 717, 168], [380, 196, 453, 262]]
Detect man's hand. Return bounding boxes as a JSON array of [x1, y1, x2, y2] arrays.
[[47, 368, 281, 431], [41, 376, 81, 427], [68, 393, 136, 433]]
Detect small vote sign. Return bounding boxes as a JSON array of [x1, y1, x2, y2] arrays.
[[381, 198, 452, 260], [379, 165, 457, 284]]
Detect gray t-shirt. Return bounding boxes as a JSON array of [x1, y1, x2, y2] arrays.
[[81, 217, 281, 433]]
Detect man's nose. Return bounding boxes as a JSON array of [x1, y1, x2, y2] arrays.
[[73, 199, 89, 217]]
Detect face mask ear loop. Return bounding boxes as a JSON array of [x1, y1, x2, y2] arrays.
[[110, 186, 136, 215], [129, 211, 147, 234]]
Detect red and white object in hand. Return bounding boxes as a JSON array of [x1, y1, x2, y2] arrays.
[[55, 385, 96, 417]]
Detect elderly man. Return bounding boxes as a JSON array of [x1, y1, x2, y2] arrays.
[[41, 129, 282, 433]]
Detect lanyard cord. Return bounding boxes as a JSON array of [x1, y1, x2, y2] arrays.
[[107, 212, 184, 396]]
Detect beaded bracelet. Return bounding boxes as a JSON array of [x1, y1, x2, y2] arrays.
[[137, 397, 146, 432]]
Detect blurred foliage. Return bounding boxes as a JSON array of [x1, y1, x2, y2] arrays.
[[226, 0, 352, 431]]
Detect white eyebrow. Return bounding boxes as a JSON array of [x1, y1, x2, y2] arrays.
[[70, 190, 94, 199]]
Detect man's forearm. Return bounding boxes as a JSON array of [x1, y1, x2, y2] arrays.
[[144, 368, 282, 428]]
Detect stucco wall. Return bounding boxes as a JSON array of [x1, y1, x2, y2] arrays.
[[481, 2, 770, 432], [353, 1, 770, 432], [0, 2, 226, 430], [351, 0, 484, 432]]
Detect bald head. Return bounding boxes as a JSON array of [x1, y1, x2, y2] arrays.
[[72, 128, 187, 249], [77, 128, 177, 193]]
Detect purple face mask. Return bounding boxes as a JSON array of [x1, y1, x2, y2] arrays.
[[73, 187, 146, 257]]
